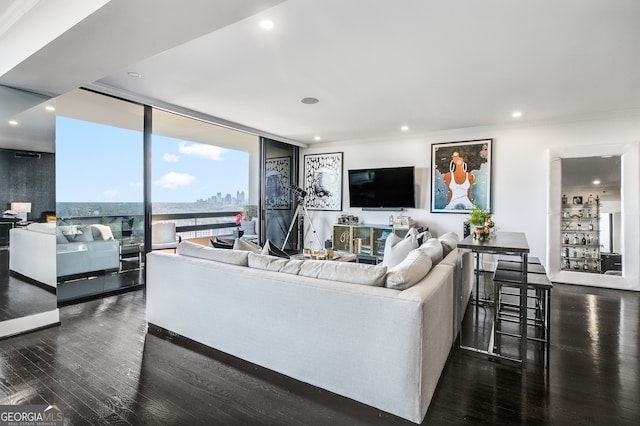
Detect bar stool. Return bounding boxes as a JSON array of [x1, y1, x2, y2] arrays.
[[493, 264, 552, 369]]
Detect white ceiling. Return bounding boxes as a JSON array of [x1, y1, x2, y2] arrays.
[[1, 0, 640, 147]]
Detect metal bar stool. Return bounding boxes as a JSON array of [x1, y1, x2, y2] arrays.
[[493, 264, 552, 369]]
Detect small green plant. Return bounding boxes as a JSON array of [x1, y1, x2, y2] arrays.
[[468, 202, 491, 226]]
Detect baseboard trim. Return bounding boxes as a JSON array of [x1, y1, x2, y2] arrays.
[[0, 309, 60, 340]]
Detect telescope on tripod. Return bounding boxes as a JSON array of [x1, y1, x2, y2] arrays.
[[281, 184, 322, 251]]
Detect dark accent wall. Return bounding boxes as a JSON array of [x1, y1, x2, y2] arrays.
[[0, 149, 55, 222]]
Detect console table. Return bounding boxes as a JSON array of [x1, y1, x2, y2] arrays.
[[457, 232, 530, 368]]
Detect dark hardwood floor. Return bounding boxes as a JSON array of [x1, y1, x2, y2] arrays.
[[0, 281, 638, 425]]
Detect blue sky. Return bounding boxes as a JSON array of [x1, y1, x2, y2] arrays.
[[56, 116, 249, 203]]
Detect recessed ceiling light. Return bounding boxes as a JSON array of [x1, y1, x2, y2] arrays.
[[128, 72, 141, 78], [593, 180, 601, 185], [260, 20, 274, 30], [8, 120, 18, 126], [301, 97, 319, 104], [512, 111, 522, 118], [401, 125, 409, 132], [45, 105, 55, 112], [314, 136, 321, 141]]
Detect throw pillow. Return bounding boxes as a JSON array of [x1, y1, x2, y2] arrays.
[[261, 240, 290, 259], [177, 241, 249, 266], [90, 224, 114, 240], [438, 232, 459, 257], [299, 261, 387, 287], [74, 226, 95, 242], [405, 226, 432, 245], [209, 238, 233, 250], [386, 249, 433, 290], [418, 238, 444, 265], [382, 233, 418, 268], [248, 253, 304, 275], [233, 237, 262, 253]]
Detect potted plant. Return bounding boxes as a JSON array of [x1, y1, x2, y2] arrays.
[[468, 202, 492, 240]]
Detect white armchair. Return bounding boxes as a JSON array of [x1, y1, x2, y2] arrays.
[[151, 222, 180, 252]]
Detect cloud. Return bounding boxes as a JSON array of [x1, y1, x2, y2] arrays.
[[178, 141, 225, 160], [129, 181, 143, 187], [103, 189, 118, 198], [155, 172, 196, 189], [163, 153, 180, 163]]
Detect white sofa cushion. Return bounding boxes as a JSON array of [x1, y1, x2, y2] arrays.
[[438, 232, 459, 257], [382, 233, 418, 268], [248, 253, 304, 275], [418, 238, 444, 265], [299, 260, 387, 287], [386, 249, 433, 290], [177, 241, 249, 266], [233, 238, 262, 253], [26, 222, 56, 234]]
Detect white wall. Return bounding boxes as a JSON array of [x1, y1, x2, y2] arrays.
[[300, 113, 640, 288]]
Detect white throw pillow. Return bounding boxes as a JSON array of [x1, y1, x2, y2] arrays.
[[386, 249, 433, 290], [382, 233, 418, 268], [438, 232, 459, 257], [26, 222, 56, 234], [248, 253, 304, 275], [233, 238, 262, 253], [299, 261, 387, 287], [418, 238, 444, 265], [177, 241, 249, 266]]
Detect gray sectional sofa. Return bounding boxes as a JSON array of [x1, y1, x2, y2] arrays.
[[146, 234, 473, 423]]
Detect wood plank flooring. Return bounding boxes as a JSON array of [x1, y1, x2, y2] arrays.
[[0, 282, 638, 425]]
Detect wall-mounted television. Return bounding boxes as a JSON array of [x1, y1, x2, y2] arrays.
[[348, 166, 415, 209]]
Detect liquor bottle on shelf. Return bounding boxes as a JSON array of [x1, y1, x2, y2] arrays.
[[573, 260, 579, 270], [563, 247, 569, 258], [581, 234, 587, 245], [592, 260, 599, 271], [585, 250, 590, 259], [583, 260, 589, 270], [562, 194, 567, 204], [595, 195, 600, 205], [588, 221, 594, 231], [592, 248, 597, 258], [572, 247, 578, 258], [586, 235, 591, 245], [573, 233, 579, 244], [563, 233, 570, 244], [588, 194, 594, 204]]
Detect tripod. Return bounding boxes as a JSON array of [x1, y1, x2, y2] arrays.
[[281, 196, 322, 252]]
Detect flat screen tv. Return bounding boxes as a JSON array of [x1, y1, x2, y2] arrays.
[[348, 166, 415, 209]]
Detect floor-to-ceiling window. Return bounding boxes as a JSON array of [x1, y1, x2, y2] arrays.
[[151, 109, 259, 245], [55, 90, 144, 303]]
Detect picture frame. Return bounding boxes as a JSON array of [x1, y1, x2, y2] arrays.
[[265, 156, 291, 210], [303, 152, 343, 211], [431, 139, 493, 213]]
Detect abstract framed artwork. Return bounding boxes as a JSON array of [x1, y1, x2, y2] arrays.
[[265, 156, 291, 210], [431, 139, 493, 213], [303, 152, 343, 211]]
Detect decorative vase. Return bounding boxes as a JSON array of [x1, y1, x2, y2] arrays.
[[474, 226, 489, 241]]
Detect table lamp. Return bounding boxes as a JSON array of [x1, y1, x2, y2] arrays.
[[11, 202, 31, 222]]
